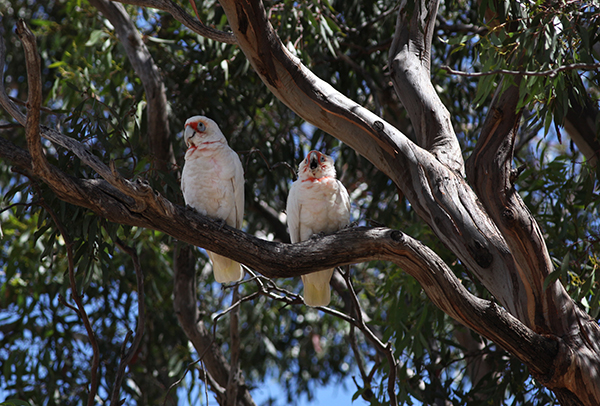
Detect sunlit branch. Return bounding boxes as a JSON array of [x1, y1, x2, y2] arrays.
[[442, 62, 600, 78]]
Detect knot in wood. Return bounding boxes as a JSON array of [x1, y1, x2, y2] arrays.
[[493, 108, 502, 120], [502, 207, 515, 223], [509, 164, 526, 184], [390, 230, 404, 242], [468, 239, 493, 268]]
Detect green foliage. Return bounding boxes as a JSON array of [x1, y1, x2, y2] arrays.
[[448, 1, 600, 138], [1, 0, 599, 405], [1, 401, 32, 406]]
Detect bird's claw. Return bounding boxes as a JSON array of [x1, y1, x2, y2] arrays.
[[344, 221, 359, 229], [216, 218, 227, 230], [310, 231, 326, 240]]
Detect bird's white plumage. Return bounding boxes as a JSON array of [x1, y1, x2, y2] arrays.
[[286, 150, 350, 306], [181, 116, 244, 283]]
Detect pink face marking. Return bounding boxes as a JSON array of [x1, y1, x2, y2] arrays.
[[186, 121, 200, 132]]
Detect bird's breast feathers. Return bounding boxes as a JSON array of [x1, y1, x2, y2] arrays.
[[288, 178, 350, 238], [181, 144, 243, 225]]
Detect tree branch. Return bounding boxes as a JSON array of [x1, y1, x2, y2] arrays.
[[465, 65, 600, 406], [39, 199, 100, 406], [113, 0, 237, 44], [441, 62, 600, 78], [90, 0, 174, 171], [111, 239, 146, 406], [173, 245, 256, 406], [388, 0, 465, 174], [18, 20, 45, 176]]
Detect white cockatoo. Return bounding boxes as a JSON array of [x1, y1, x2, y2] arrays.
[[181, 116, 245, 283], [286, 150, 351, 306]]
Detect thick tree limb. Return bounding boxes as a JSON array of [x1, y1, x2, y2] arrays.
[[388, 0, 464, 175], [18, 20, 45, 175], [90, 0, 174, 171], [467, 80, 567, 331]]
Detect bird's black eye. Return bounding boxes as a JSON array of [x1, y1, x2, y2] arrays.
[[320, 155, 325, 162], [197, 122, 206, 132]]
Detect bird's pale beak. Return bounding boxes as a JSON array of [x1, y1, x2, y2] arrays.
[[309, 155, 318, 170], [184, 125, 194, 148]]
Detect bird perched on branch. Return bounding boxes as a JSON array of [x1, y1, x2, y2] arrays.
[[181, 116, 245, 283], [287, 150, 351, 306]]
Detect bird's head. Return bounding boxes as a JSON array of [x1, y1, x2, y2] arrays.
[[298, 150, 336, 181], [184, 116, 226, 149]]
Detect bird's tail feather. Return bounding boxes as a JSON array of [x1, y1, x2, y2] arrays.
[[208, 251, 243, 283], [302, 269, 334, 307]]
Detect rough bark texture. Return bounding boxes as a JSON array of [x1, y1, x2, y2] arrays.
[[2, 0, 600, 405]]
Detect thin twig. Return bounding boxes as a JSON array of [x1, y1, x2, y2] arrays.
[[110, 239, 146, 405], [212, 291, 261, 337], [349, 325, 368, 383], [442, 62, 600, 78], [342, 268, 398, 406], [226, 284, 241, 406], [242, 147, 297, 181], [58, 294, 80, 314], [0, 201, 38, 214], [244, 263, 398, 403], [202, 362, 209, 406], [162, 340, 218, 406]]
